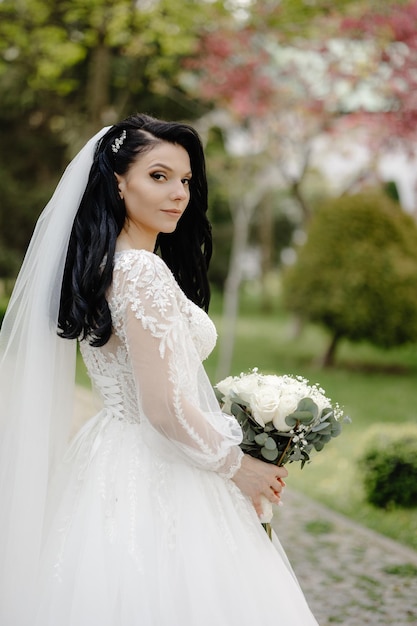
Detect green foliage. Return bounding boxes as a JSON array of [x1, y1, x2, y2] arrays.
[[0, 0, 228, 108], [246, 0, 373, 35], [0, 119, 67, 276], [360, 425, 417, 509], [0, 0, 233, 273], [282, 191, 417, 350], [0, 298, 8, 329]]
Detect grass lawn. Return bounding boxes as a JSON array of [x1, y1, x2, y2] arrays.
[[76, 283, 417, 550]]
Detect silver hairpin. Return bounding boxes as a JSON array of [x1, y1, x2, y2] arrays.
[[111, 129, 127, 153]]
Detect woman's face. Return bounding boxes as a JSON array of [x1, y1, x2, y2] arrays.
[[115, 141, 191, 250]]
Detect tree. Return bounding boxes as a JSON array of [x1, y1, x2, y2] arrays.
[[282, 190, 417, 366], [338, 0, 417, 145], [0, 0, 231, 274]]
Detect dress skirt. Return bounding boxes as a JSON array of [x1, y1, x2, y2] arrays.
[[34, 412, 319, 626]]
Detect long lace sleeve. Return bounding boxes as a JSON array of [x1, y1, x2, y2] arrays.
[[112, 250, 243, 478]]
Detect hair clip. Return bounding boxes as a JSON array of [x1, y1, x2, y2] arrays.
[[111, 130, 127, 153]]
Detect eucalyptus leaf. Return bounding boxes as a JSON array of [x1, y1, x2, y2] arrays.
[[246, 428, 256, 443], [312, 421, 331, 432], [320, 408, 333, 420], [261, 446, 279, 462], [331, 422, 342, 437], [285, 415, 299, 427], [264, 437, 277, 451], [214, 387, 223, 403], [288, 410, 314, 423], [254, 432, 269, 445], [289, 447, 303, 461], [320, 434, 332, 444], [296, 398, 319, 420], [312, 423, 332, 435], [231, 402, 243, 418]]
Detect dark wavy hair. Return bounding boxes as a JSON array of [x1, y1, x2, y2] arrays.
[[58, 113, 212, 347]]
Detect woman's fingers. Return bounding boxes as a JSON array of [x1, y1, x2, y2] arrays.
[[231, 455, 289, 511]]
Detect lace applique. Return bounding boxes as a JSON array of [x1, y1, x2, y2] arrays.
[[79, 248, 242, 480], [80, 340, 139, 424], [111, 250, 217, 361], [111, 251, 179, 359]]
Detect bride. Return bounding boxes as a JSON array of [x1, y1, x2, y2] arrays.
[[0, 113, 319, 625]]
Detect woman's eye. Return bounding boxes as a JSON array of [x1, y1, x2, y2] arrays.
[[151, 172, 166, 181], [182, 178, 191, 186]]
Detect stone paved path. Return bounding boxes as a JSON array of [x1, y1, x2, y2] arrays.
[[272, 491, 417, 625], [74, 387, 417, 626]]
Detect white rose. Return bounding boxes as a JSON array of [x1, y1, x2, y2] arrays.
[[216, 376, 236, 398], [250, 386, 281, 427], [232, 373, 260, 404], [261, 374, 283, 388], [272, 394, 300, 432]]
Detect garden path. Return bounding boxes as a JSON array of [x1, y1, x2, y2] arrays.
[[273, 490, 417, 625]]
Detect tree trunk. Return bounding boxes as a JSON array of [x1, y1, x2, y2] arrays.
[[321, 332, 340, 368], [291, 179, 311, 223], [86, 42, 111, 133], [215, 202, 251, 381], [258, 197, 274, 312]]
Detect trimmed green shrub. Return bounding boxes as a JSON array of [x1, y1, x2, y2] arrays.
[[360, 425, 417, 509], [282, 190, 417, 364]]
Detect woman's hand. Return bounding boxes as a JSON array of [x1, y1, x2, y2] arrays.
[[231, 454, 288, 518]]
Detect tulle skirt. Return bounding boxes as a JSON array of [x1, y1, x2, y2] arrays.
[[34, 412, 318, 625]]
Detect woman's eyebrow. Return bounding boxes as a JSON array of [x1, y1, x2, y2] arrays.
[[147, 162, 192, 176]]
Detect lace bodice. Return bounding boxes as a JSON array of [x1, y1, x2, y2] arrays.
[[80, 249, 243, 477]]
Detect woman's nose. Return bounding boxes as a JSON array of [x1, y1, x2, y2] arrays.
[[170, 180, 188, 200]]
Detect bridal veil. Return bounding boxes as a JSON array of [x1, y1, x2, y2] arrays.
[[0, 127, 109, 624]]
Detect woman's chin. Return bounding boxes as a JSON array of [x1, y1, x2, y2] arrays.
[[160, 223, 180, 234]]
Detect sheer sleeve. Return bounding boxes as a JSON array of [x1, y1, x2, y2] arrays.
[[112, 251, 243, 478]]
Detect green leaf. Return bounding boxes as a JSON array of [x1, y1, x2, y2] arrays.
[[331, 422, 342, 437], [246, 428, 256, 443], [289, 447, 303, 461], [264, 437, 277, 451], [285, 415, 299, 427], [320, 408, 333, 420], [261, 446, 279, 462], [254, 432, 269, 445], [297, 398, 319, 420], [231, 402, 244, 418], [286, 410, 315, 425], [320, 434, 332, 444], [312, 423, 332, 435]]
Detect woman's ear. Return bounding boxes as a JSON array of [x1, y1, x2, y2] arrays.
[[114, 172, 124, 199]]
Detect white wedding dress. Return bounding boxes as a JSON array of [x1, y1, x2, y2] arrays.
[[33, 249, 318, 626]]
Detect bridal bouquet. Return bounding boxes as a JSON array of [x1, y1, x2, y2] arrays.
[[215, 369, 348, 523]]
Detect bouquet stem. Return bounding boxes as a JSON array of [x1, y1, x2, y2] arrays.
[[276, 426, 297, 466], [262, 522, 272, 540]]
